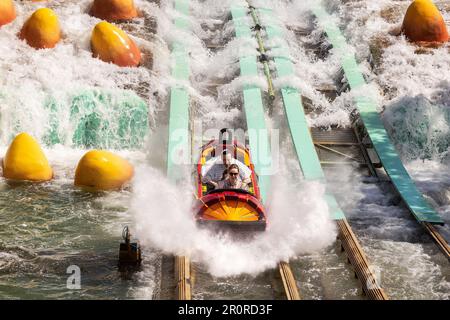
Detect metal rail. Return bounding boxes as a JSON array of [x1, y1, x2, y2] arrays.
[[248, 7, 275, 99]]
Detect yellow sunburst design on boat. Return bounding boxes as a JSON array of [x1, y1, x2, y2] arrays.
[[202, 199, 259, 221]]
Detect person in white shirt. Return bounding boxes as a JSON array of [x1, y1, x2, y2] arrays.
[[201, 149, 252, 189]]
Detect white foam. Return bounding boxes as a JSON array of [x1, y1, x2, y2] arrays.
[[0, 0, 174, 147], [131, 152, 336, 277]]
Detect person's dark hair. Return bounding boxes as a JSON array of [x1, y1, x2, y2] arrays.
[[221, 164, 239, 181]]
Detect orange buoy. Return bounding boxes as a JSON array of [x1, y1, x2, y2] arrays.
[[90, 0, 138, 21], [402, 0, 449, 43], [74, 150, 134, 191], [2, 133, 53, 182], [91, 21, 141, 67], [19, 8, 61, 49], [0, 0, 16, 27]]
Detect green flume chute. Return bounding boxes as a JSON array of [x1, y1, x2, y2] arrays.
[[166, 0, 191, 182], [312, 4, 443, 224], [231, 6, 272, 203], [252, 3, 344, 220]]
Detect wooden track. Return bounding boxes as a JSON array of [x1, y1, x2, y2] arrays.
[[175, 256, 192, 300], [278, 261, 301, 300], [423, 222, 450, 261], [337, 219, 388, 300]]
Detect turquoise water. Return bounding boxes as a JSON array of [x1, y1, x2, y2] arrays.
[[45, 90, 149, 149]]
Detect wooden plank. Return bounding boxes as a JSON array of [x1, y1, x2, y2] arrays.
[[175, 256, 192, 300], [423, 222, 450, 261], [278, 261, 301, 300], [337, 219, 388, 300], [311, 128, 359, 145]]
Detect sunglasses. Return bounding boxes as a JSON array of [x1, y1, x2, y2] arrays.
[[229, 172, 239, 176]]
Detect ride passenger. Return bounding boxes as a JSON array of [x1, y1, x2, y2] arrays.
[[201, 149, 251, 189], [217, 164, 248, 191]]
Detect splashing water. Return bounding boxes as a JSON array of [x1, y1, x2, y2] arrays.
[[0, 0, 448, 300], [131, 157, 337, 277], [0, 0, 174, 299], [0, 0, 169, 149], [248, 0, 450, 299], [320, 0, 450, 161]]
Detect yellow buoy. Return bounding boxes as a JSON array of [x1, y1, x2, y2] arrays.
[[2, 133, 53, 182], [90, 0, 138, 21], [19, 8, 61, 49], [0, 0, 16, 27], [91, 21, 141, 67], [402, 0, 449, 43], [74, 150, 134, 191]]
